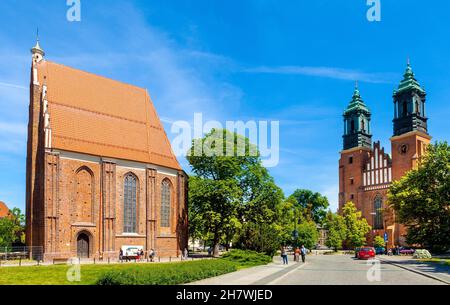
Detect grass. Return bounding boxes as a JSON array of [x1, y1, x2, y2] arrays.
[[0, 250, 271, 285]]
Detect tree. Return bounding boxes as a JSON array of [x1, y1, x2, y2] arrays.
[[0, 208, 25, 248], [373, 236, 385, 248], [325, 211, 347, 251], [288, 189, 329, 225], [389, 141, 450, 253], [295, 219, 319, 250], [342, 202, 371, 249]]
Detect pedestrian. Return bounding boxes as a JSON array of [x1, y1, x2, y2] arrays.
[[294, 247, 300, 263], [183, 248, 188, 260], [119, 249, 123, 262], [140, 249, 144, 262], [281, 246, 288, 265], [207, 247, 212, 257], [300, 245, 307, 263], [149, 249, 155, 262]]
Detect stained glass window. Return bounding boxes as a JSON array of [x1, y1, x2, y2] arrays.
[[161, 180, 171, 228], [123, 174, 137, 233]]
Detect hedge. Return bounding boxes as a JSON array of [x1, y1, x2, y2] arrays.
[[97, 259, 237, 285]]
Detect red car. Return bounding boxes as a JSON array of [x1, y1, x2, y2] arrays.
[[357, 247, 376, 260]]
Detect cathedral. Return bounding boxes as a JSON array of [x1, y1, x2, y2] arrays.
[[338, 61, 431, 248], [25, 40, 188, 261]]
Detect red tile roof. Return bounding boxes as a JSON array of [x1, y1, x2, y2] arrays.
[[0, 201, 9, 218], [37, 61, 181, 170]]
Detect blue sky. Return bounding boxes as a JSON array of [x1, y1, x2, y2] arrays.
[[0, 1, 449, 212]]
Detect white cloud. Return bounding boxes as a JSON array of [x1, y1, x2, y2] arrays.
[[242, 65, 397, 84]]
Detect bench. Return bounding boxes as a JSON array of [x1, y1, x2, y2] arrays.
[[53, 258, 70, 265]]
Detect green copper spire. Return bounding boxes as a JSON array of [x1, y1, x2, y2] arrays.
[[344, 82, 370, 115], [396, 60, 425, 94]]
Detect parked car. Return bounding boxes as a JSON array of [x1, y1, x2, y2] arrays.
[[375, 247, 385, 255], [357, 247, 376, 260], [399, 247, 415, 255]]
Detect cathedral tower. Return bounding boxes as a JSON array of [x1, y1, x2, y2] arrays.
[[391, 61, 432, 181], [338, 84, 372, 212]]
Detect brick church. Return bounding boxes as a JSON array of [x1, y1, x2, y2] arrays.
[[339, 62, 431, 248], [26, 39, 188, 260]]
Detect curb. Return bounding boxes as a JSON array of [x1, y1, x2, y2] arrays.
[[379, 258, 450, 285]]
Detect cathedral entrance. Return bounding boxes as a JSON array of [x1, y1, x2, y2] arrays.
[[77, 233, 90, 258]]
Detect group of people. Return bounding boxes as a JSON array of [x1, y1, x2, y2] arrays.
[[118, 248, 189, 262], [281, 245, 307, 265], [119, 248, 156, 262]]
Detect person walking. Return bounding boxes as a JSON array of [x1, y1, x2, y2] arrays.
[[300, 245, 307, 263], [119, 249, 123, 262], [294, 247, 300, 263], [149, 249, 155, 262], [281, 246, 288, 265]]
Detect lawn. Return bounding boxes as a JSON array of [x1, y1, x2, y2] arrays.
[[0, 250, 272, 285], [419, 258, 450, 266]]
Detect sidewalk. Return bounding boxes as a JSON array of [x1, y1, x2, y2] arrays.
[[379, 256, 450, 284], [189, 257, 306, 285]]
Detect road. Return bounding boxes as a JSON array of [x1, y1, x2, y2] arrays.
[[192, 255, 447, 285]]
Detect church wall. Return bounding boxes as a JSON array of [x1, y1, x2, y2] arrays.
[[40, 150, 185, 260]]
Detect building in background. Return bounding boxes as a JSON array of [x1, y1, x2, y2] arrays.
[[0, 201, 10, 218], [26, 39, 188, 261], [338, 62, 431, 248]]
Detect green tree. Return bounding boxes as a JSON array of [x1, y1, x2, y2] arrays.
[[288, 189, 329, 225], [389, 141, 450, 253], [0, 208, 25, 248], [342, 202, 371, 249], [373, 236, 385, 248], [325, 211, 347, 251], [295, 219, 319, 250]]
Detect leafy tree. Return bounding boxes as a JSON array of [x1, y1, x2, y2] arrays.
[[234, 222, 281, 256], [187, 129, 283, 256], [325, 211, 347, 251], [295, 219, 319, 250], [288, 189, 329, 225], [389, 141, 450, 253], [373, 236, 385, 248], [0, 208, 25, 248], [342, 202, 371, 249]]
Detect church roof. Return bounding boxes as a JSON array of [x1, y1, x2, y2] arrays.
[[344, 84, 371, 115], [395, 62, 425, 95], [36, 60, 181, 170], [0, 201, 9, 218]]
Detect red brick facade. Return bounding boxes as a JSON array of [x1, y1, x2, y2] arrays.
[[339, 65, 431, 249], [25, 43, 188, 261], [339, 134, 430, 248]]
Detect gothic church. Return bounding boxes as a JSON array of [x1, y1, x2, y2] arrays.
[[26, 40, 188, 260], [339, 62, 431, 248]]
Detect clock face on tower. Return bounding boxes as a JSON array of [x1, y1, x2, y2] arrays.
[[399, 144, 409, 155]]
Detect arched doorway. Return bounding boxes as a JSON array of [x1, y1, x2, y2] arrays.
[[77, 233, 90, 258]]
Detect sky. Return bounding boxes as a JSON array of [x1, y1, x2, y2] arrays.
[[0, 0, 449, 213]]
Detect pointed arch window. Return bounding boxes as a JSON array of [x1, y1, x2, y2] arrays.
[[161, 180, 171, 228], [374, 196, 384, 230], [123, 174, 137, 233]]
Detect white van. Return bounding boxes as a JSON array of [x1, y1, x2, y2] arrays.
[[121, 245, 144, 260]]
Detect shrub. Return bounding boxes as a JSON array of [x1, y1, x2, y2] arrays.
[[97, 259, 237, 285], [413, 249, 432, 259], [221, 249, 272, 267]]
